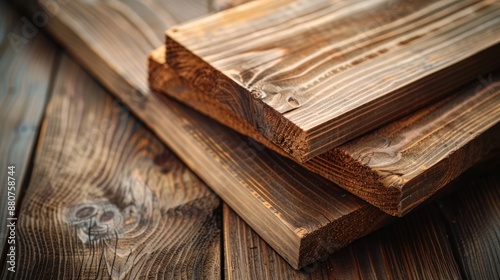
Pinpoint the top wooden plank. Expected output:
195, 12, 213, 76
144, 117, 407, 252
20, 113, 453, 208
166, 0, 500, 161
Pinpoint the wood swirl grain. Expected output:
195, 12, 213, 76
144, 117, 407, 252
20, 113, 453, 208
224, 203, 462, 279
14, 0, 392, 267
4, 55, 221, 279
335, 75, 500, 215
165, 0, 500, 161
150, 50, 500, 216
0, 2, 58, 260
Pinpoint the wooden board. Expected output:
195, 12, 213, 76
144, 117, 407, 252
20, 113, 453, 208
439, 173, 500, 279
2, 54, 221, 279
13, 0, 252, 100
0, 1, 58, 260
224, 171, 500, 279
224, 203, 462, 279
331, 77, 500, 214
150, 48, 500, 216
14, 0, 391, 268
165, 0, 500, 162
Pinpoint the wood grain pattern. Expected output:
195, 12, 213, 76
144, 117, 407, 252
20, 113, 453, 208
2, 55, 221, 279
224, 203, 462, 279
331, 75, 500, 215
439, 173, 500, 279
14, 0, 252, 98
14, 0, 390, 268
0, 1, 58, 259
165, 0, 500, 162
150, 49, 500, 216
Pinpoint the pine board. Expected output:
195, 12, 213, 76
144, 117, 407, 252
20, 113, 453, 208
0, 2, 58, 260
223, 165, 500, 279
2, 54, 221, 279
150, 48, 500, 216
165, 0, 500, 162
224, 203, 462, 279
224, 171, 500, 279
333, 76, 500, 214
14, 0, 391, 268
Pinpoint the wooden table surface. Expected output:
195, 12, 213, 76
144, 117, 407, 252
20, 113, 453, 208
1, 1, 499, 279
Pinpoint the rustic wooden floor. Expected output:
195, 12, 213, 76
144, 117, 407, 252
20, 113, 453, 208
1, 2, 499, 279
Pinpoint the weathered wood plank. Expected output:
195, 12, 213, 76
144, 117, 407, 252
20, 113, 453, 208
165, 0, 500, 162
2, 55, 221, 279
439, 173, 500, 279
0, 1, 58, 261
14, 0, 392, 268
150, 48, 500, 216
224, 202, 462, 279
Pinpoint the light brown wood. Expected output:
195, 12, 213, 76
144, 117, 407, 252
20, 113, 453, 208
224, 202, 462, 279
150, 48, 500, 216
15, 0, 390, 268
224, 169, 500, 279
330, 76, 500, 215
3, 55, 221, 279
165, 0, 500, 162
0, 1, 58, 260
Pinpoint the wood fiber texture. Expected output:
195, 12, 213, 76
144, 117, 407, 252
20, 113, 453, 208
150, 48, 500, 216
2, 55, 221, 279
224, 171, 500, 279
14, 0, 389, 268
439, 174, 500, 279
224, 203, 462, 280
165, 0, 500, 162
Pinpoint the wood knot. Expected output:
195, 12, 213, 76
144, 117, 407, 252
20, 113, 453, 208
358, 149, 402, 168
153, 150, 173, 166
250, 89, 267, 100
64, 202, 141, 243
154, 150, 177, 173
287, 96, 301, 108
74, 205, 97, 220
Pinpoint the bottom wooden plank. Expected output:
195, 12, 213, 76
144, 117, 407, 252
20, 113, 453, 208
224, 170, 500, 279
439, 173, 500, 279
224, 201, 462, 279
2, 55, 220, 279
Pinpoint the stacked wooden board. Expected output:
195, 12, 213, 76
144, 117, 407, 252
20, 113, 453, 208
4, 4, 500, 278
153, 0, 500, 266
156, 0, 500, 215
151, 48, 500, 216
14, 0, 390, 269
15, 0, 500, 270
